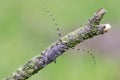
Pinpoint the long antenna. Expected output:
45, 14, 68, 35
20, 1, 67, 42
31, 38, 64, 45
40, 4, 62, 38
40, 4, 96, 64
72, 47, 96, 64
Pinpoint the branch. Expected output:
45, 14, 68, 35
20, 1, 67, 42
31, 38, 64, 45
4, 8, 111, 80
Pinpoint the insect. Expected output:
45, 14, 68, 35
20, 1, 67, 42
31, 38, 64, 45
40, 4, 96, 64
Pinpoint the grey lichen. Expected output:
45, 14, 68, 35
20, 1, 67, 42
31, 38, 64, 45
4, 8, 111, 80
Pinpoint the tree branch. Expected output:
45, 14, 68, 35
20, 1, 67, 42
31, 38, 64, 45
4, 8, 111, 80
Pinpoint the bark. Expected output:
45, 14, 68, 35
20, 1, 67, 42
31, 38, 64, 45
4, 8, 111, 80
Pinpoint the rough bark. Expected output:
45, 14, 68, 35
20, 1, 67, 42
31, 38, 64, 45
4, 8, 111, 80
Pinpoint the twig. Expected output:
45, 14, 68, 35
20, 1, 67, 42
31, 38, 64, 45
4, 8, 111, 80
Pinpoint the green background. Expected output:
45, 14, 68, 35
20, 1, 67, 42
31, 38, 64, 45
0, 0, 120, 80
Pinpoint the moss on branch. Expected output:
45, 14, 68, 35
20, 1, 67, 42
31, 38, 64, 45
4, 8, 111, 80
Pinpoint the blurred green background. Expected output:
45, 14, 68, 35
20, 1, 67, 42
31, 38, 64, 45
0, 0, 120, 80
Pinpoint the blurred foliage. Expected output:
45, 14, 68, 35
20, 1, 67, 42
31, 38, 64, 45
0, 0, 120, 80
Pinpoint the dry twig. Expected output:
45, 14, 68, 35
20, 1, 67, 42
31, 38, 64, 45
4, 8, 111, 80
